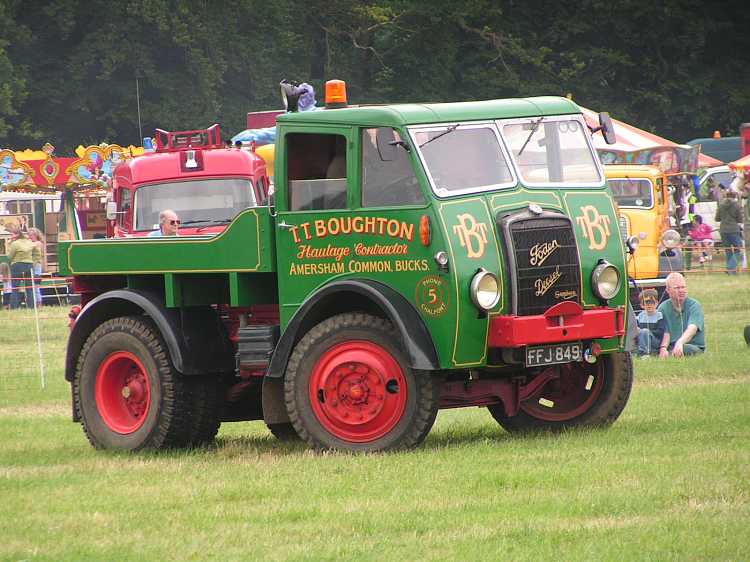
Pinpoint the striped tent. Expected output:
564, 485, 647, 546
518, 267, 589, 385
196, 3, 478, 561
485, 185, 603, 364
580, 107, 723, 169
728, 153, 750, 172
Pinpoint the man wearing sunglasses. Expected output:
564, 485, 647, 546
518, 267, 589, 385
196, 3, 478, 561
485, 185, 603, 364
147, 209, 181, 237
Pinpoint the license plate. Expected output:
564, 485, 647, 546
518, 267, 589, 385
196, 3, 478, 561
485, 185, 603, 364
525, 342, 582, 367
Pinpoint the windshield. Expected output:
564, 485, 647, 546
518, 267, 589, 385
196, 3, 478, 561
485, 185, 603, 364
134, 178, 256, 231
410, 124, 515, 196
501, 117, 602, 185
608, 178, 654, 208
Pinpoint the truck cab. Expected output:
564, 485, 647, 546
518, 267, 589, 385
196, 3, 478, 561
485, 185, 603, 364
606, 165, 683, 290
108, 124, 270, 236
60, 83, 633, 454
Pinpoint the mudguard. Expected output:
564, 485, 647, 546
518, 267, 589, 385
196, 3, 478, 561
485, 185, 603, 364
266, 279, 440, 378
65, 289, 234, 381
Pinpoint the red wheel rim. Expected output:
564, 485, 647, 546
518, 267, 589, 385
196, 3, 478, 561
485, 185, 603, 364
95, 351, 152, 434
309, 340, 408, 443
520, 362, 604, 421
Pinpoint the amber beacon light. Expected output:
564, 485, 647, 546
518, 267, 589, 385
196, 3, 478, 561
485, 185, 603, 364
325, 80, 348, 108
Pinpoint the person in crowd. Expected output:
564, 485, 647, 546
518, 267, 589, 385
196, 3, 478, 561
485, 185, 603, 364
688, 214, 714, 265
715, 190, 743, 274
0, 261, 12, 309
8, 227, 41, 309
147, 210, 181, 237
657, 272, 705, 357
673, 181, 692, 239
740, 175, 749, 269
28, 227, 45, 306
636, 288, 670, 357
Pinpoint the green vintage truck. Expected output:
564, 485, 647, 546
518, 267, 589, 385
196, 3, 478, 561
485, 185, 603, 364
60, 82, 633, 452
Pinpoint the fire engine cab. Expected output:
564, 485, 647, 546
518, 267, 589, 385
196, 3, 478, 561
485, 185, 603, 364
107, 124, 270, 237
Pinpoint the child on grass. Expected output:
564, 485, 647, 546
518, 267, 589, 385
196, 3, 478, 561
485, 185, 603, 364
636, 288, 670, 358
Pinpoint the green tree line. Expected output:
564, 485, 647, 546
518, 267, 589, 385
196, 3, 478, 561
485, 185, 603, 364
1, 0, 748, 153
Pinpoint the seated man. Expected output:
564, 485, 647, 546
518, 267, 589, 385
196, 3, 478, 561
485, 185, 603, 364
148, 210, 181, 237
657, 272, 706, 357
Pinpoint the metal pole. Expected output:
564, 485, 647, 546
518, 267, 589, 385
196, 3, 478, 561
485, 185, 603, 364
136, 76, 143, 142
30, 275, 46, 389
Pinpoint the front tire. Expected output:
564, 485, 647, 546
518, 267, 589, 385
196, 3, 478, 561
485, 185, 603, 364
73, 316, 193, 450
488, 352, 633, 433
284, 313, 440, 452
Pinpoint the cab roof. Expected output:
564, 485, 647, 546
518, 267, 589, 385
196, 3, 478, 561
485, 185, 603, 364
277, 96, 581, 128
116, 148, 265, 185
604, 165, 664, 179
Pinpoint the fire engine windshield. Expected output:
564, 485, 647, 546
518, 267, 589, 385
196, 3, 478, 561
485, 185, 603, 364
501, 116, 602, 186
608, 178, 654, 208
134, 178, 256, 231
410, 124, 516, 196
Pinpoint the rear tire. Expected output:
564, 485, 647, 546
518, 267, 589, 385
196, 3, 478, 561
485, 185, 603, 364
185, 375, 222, 447
266, 422, 300, 441
488, 352, 633, 433
283, 313, 440, 452
73, 316, 193, 450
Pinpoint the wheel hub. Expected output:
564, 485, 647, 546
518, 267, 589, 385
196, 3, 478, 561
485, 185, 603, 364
95, 351, 152, 434
310, 340, 407, 442
520, 362, 603, 421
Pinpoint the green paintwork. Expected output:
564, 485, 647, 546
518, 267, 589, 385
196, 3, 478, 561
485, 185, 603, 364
59, 208, 275, 275
278, 97, 581, 128
60, 95, 628, 372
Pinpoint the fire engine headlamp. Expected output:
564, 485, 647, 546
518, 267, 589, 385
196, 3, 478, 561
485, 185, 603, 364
470, 269, 500, 311
591, 261, 621, 301
661, 229, 681, 249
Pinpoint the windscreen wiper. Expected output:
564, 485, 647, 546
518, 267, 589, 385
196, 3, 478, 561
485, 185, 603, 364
517, 117, 544, 156
419, 124, 459, 148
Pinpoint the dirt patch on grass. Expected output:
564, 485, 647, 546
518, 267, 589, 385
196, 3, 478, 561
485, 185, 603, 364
0, 403, 68, 418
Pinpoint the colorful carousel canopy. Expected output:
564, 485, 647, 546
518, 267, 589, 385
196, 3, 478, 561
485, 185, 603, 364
0, 143, 144, 193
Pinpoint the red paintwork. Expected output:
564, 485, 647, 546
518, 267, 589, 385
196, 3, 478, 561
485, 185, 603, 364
489, 302, 625, 347
110, 127, 269, 237
440, 361, 602, 421
95, 351, 151, 434
309, 341, 408, 443
246, 110, 283, 129
518, 362, 604, 421
67, 305, 82, 329
24, 157, 78, 187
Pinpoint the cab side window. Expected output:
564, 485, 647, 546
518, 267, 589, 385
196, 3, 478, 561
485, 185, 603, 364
287, 133, 347, 211
361, 128, 424, 207
118, 188, 132, 227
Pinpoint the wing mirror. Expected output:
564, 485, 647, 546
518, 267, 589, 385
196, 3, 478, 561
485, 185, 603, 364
588, 112, 617, 145
105, 201, 118, 220
597, 112, 617, 145
375, 127, 410, 162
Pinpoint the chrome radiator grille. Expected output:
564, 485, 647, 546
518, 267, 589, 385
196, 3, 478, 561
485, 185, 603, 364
502, 214, 582, 316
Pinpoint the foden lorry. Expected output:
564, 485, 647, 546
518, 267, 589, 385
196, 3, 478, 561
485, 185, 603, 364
59, 83, 633, 453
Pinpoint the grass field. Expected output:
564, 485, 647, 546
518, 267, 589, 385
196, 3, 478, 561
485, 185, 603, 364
1, 273, 749, 561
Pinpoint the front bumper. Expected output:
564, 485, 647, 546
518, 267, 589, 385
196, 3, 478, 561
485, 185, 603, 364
488, 301, 626, 348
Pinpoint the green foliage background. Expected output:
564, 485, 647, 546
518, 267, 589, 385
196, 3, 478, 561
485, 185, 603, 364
1, 0, 748, 152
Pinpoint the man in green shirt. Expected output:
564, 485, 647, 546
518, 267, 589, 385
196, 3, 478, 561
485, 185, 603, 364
657, 272, 705, 357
